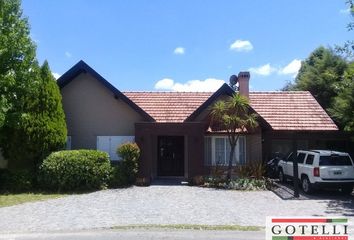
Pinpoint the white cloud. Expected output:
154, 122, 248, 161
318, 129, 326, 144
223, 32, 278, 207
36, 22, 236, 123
65, 51, 72, 58
154, 78, 225, 92
248, 59, 302, 78
230, 40, 253, 52
249, 64, 276, 76
52, 72, 61, 79
173, 47, 185, 55
154, 78, 174, 89
278, 59, 302, 77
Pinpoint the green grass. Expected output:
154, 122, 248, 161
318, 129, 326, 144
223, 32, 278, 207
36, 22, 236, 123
0, 193, 65, 207
111, 224, 262, 231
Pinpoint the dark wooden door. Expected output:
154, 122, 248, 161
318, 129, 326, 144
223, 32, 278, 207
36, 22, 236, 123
158, 136, 184, 176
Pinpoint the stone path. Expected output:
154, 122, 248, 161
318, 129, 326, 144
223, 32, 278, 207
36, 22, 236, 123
0, 185, 353, 233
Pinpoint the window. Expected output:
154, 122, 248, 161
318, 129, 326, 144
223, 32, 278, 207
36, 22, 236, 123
215, 138, 226, 165
204, 136, 246, 166
286, 152, 294, 162
305, 154, 314, 165
97, 136, 135, 161
319, 155, 353, 166
297, 153, 306, 164
66, 136, 72, 150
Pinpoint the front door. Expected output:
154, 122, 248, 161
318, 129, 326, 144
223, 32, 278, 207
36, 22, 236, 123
158, 136, 184, 177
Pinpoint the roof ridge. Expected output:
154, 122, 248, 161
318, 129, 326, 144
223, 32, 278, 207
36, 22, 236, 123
123, 90, 311, 94
123, 91, 215, 93
249, 91, 310, 93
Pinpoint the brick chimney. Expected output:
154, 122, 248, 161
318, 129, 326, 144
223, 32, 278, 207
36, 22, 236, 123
238, 71, 250, 98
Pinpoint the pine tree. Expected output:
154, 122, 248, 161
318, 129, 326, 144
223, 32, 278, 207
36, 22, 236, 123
23, 61, 67, 162
291, 47, 348, 111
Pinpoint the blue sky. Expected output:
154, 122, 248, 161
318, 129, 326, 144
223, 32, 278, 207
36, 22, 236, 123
22, 0, 352, 91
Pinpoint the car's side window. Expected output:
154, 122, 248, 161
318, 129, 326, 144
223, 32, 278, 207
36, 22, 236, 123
305, 154, 314, 165
287, 152, 294, 162
297, 153, 306, 164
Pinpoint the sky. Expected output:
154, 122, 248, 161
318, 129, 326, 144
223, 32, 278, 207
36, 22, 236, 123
22, 0, 352, 92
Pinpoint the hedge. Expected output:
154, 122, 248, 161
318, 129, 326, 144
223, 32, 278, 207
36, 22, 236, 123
38, 150, 112, 191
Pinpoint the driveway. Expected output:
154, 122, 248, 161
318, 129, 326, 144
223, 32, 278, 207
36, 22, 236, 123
0, 229, 265, 240
0, 185, 353, 233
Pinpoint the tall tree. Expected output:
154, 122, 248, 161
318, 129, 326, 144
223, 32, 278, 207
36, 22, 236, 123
329, 62, 354, 133
290, 47, 348, 111
21, 61, 67, 163
210, 94, 258, 182
0, 0, 67, 169
335, 0, 354, 59
0, 0, 37, 127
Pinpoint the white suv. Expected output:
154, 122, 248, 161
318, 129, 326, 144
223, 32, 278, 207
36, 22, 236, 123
278, 150, 354, 194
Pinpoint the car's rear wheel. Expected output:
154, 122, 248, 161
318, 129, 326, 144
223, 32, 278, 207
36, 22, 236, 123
301, 176, 313, 194
279, 169, 286, 183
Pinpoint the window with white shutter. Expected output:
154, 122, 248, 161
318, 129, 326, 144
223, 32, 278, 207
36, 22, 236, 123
97, 136, 134, 161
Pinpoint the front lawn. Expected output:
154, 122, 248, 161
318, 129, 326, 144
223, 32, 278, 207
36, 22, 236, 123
0, 193, 65, 207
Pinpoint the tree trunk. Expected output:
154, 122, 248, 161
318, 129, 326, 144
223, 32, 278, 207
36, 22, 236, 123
226, 144, 236, 182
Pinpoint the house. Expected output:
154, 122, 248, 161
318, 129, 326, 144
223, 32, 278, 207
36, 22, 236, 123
57, 60, 347, 183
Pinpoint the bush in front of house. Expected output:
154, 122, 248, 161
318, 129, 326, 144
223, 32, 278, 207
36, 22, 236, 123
109, 164, 129, 187
0, 169, 34, 192
110, 142, 140, 187
202, 176, 273, 190
38, 150, 113, 192
235, 161, 265, 179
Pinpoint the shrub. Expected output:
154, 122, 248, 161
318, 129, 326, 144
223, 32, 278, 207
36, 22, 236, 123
203, 176, 274, 190
117, 142, 140, 184
38, 150, 113, 192
0, 169, 34, 192
109, 164, 128, 187
236, 161, 265, 179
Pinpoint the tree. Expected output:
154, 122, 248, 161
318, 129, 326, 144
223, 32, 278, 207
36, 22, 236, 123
0, 0, 37, 127
290, 47, 348, 111
1, 61, 67, 168
0, 0, 67, 169
329, 62, 354, 133
335, 0, 354, 59
210, 94, 258, 182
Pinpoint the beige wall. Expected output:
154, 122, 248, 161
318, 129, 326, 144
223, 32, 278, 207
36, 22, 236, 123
61, 72, 144, 149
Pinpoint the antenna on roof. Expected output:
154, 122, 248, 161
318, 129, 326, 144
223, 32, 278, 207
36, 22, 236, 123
229, 75, 238, 91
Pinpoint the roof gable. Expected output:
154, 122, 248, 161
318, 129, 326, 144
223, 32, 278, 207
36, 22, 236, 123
57, 60, 154, 122
185, 83, 234, 122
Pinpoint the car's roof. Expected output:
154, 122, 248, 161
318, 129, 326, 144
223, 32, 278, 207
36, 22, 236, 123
301, 150, 349, 155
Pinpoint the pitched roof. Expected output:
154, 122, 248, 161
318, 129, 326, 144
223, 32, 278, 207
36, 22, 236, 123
58, 61, 338, 131
124, 90, 338, 131
57, 60, 154, 122
123, 91, 213, 123
249, 91, 338, 131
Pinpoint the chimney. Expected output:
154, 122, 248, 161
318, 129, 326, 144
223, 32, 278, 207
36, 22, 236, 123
238, 71, 250, 98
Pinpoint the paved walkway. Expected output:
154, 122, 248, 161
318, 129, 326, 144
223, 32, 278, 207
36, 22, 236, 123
0, 185, 353, 233
0, 229, 265, 240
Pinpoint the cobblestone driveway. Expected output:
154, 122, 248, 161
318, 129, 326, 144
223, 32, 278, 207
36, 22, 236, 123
0, 185, 353, 233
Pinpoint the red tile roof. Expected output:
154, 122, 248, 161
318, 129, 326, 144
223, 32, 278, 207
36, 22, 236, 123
123, 91, 338, 131
249, 91, 338, 131
123, 92, 213, 123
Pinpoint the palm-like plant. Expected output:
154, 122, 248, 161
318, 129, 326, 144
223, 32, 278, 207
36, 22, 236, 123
210, 93, 258, 182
